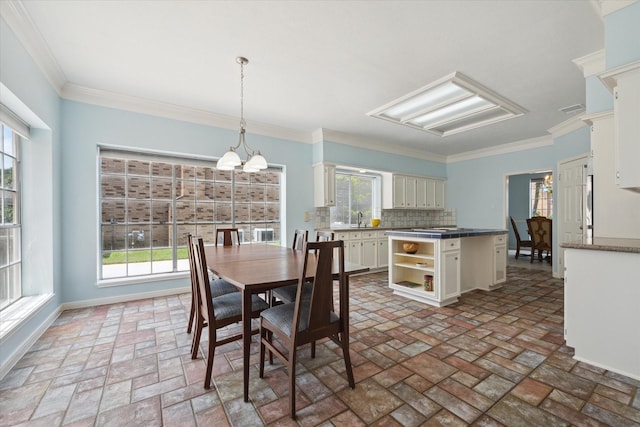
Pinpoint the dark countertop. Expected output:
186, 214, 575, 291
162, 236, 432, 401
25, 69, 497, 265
561, 237, 640, 254
318, 225, 457, 232
385, 228, 508, 239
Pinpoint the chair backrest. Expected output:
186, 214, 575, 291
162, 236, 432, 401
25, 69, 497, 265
292, 229, 308, 250
216, 228, 241, 246
293, 240, 345, 334
510, 216, 528, 243
191, 236, 215, 325
187, 233, 199, 306
527, 216, 552, 250
315, 230, 335, 242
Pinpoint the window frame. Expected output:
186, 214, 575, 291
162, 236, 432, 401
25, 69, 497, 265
530, 176, 553, 218
330, 169, 381, 228
1, 124, 22, 311
98, 147, 283, 283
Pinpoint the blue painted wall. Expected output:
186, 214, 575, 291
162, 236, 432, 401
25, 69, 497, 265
605, 1, 640, 68
60, 100, 314, 303
0, 16, 62, 370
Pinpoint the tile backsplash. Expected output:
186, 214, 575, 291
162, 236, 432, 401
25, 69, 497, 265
314, 207, 456, 229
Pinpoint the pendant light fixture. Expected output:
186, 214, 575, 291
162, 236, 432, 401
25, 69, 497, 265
216, 56, 268, 172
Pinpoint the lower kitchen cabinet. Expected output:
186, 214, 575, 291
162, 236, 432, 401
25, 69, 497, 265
327, 229, 387, 270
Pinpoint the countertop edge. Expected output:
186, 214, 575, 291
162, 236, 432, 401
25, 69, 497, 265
385, 229, 508, 239
561, 241, 640, 254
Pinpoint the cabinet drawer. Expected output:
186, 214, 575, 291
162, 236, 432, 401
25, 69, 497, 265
361, 230, 377, 239
376, 230, 388, 238
442, 239, 460, 251
350, 231, 361, 240
335, 231, 351, 241
494, 235, 506, 245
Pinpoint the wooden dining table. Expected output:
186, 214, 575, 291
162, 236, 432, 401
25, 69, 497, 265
204, 243, 369, 402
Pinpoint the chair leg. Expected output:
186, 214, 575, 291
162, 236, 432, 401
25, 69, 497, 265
515, 243, 520, 260
259, 324, 266, 378
311, 341, 316, 358
340, 332, 355, 389
191, 318, 202, 359
186, 293, 195, 334
204, 327, 215, 389
289, 349, 297, 419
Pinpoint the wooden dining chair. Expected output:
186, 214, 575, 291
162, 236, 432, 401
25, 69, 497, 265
272, 229, 311, 304
186, 234, 238, 334
510, 216, 532, 260
190, 236, 269, 389
315, 230, 335, 242
291, 229, 308, 251
215, 228, 241, 246
527, 216, 552, 263
258, 240, 355, 419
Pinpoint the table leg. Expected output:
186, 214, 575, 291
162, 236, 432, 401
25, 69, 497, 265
242, 288, 251, 402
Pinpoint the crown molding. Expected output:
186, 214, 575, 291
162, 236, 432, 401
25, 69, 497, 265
548, 115, 588, 138
317, 128, 447, 163
598, 59, 640, 92
599, 0, 638, 16
62, 83, 312, 144
581, 110, 614, 126
447, 135, 553, 163
0, 0, 66, 95
573, 50, 606, 78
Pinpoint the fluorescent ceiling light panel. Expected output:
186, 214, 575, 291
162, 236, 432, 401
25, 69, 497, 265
368, 72, 527, 137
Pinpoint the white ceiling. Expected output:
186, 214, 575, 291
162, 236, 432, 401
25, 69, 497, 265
6, 1, 604, 157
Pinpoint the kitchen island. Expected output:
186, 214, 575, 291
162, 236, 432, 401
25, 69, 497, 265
562, 238, 640, 380
386, 228, 508, 307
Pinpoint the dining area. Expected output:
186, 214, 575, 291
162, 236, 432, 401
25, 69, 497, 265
510, 215, 552, 264
185, 228, 369, 419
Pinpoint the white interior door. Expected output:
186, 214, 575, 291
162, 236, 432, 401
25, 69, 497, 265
557, 155, 588, 277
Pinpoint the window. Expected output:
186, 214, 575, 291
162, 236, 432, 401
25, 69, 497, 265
330, 170, 381, 227
1, 124, 21, 310
530, 174, 553, 218
99, 149, 282, 280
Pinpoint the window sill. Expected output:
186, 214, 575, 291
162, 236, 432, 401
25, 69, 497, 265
97, 271, 189, 288
0, 294, 55, 343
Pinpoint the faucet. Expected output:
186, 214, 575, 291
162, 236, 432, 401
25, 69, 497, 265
357, 211, 363, 228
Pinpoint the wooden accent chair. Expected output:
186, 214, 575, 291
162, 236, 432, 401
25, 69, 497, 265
510, 216, 532, 260
186, 234, 237, 334
258, 240, 355, 418
215, 228, 241, 246
189, 236, 269, 389
527, 216, 552, 264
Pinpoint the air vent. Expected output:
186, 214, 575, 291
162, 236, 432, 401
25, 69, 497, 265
559, 104, 585, 115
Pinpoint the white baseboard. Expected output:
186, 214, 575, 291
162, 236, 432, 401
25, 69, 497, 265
60, 286, 191, 311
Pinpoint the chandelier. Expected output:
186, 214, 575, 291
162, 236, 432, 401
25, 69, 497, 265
216, 57, 267, 172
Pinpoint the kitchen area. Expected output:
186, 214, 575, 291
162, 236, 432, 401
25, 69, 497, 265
313, 165, 508, 308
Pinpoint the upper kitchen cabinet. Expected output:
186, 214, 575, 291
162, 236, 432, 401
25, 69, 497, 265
313, 163, 336, 207
383, 173, 445, 210
600, 60, 640, 193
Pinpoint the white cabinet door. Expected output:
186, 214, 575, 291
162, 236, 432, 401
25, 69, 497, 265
405, 176, 417, 208
493, 244, 507, 284
440, 250, 460, 302
362, 240, 378, 269
435, 179, 445, 209
393, 175, 406, 208
313, 164, 336, 207
614, 69, 640, 190
377, 238, 388, 268
416, 177, 427, 209
348, 241, 361, 265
